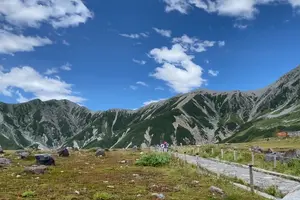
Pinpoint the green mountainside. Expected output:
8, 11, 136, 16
1, 65, 300, 149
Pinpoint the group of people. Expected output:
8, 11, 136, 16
156, 141, 169, 152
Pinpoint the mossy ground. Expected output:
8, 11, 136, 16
0, 150, 265, 200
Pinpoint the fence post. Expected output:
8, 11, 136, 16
211, 148, 214, 155
249, 164, 254, 193
273, 154, 277, 168
184, 152, 187, 165
221, 149, 224, 159
234, 150, 237, 161
251, 151, 255, 165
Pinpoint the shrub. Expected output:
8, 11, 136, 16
135, 153, 171, 167
264, 185, 283, 198
22, 191, 35, 198
93, 192, 114, 200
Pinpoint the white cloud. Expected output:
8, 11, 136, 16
0, 66, 85, 103
120, 33, 149, 39
172, 35, 216, 52
289, 0, 300, 7
150, 43, 206, 93
15, 90, 29, 103
153, 27, 172, 37
133, 59, 146, 65
162, 0, 299, 19
218, 41, 225, 47
155, 86, 165, 91
136, 81, 148, 87
143, 98, 167, 106
208, 69, 219, 77
0, 29, 52, 54
204, 59, 210, 64
61, 63, 72, 71
150, 43, 193, 64
62, 40, 70, 46
0, 0, 93, 28
130, 85, 138, 90
233, 23, 248, 29
44, 68, 58, 75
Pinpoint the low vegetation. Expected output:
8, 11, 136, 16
178, 137, 300, 176
0, 150, 265, 199
135, 153, 171, 167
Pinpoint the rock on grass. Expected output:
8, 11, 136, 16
24, 165, 48, 174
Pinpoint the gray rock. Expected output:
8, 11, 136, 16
95, 148, 105, 157
57, 147, 69, 157
35, 154, 55, 166
282, 185, 300, 200
15, 150, 30, 159
209, 186, 225, 196
0, 158, 11, 167
151, 193, 165, 199
24, 165, 48, 174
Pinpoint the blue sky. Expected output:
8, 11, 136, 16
0, 0, 300, 110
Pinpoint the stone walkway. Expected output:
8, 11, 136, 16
176, 153, 300, 195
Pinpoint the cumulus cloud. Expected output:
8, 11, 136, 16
0, 66, 85, 103
136, 81, 148, 87
149, 41, 206, 93
0, 29, 52, 54
172, 35, 216, 52
208, 69, 219, 76
120, 32, 149, 39
61, 63, 72, 71
143, 98, 167, 106
0, 0, 93, 28
162, 0, 299, 19
133, 59, 146, 65
153, 27, 172, 37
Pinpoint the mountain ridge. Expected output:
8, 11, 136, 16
1, 65, 300, 149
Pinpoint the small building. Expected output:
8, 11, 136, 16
277, 131, 288, 138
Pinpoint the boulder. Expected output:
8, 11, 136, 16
57, 147, 69, 157
282, 185, 300, 200
35, 154, 55, 166
250, 146, 264, 153
132, 145, 138, 151
0, 158, 11, 167
209, 186, 225, 197
95, 148, 105, 157
284, 149, 300, 159
15, 150, 30, 159
24, 165, 48, 174
264, 152, 285, 162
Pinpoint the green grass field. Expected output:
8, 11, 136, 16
0, 150, 265, 200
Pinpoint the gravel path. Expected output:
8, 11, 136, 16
176, 153, 300, 195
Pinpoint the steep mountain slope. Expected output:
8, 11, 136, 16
1, 65, 300, 149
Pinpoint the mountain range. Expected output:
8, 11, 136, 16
1, 65, 300, 149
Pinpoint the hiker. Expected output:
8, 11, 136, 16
160, 143, 164, 152
163, 141, 169, 152
57, 147, 69, 157
35, 154, 55, 166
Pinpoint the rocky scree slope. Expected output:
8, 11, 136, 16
1, 65, 300, 149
